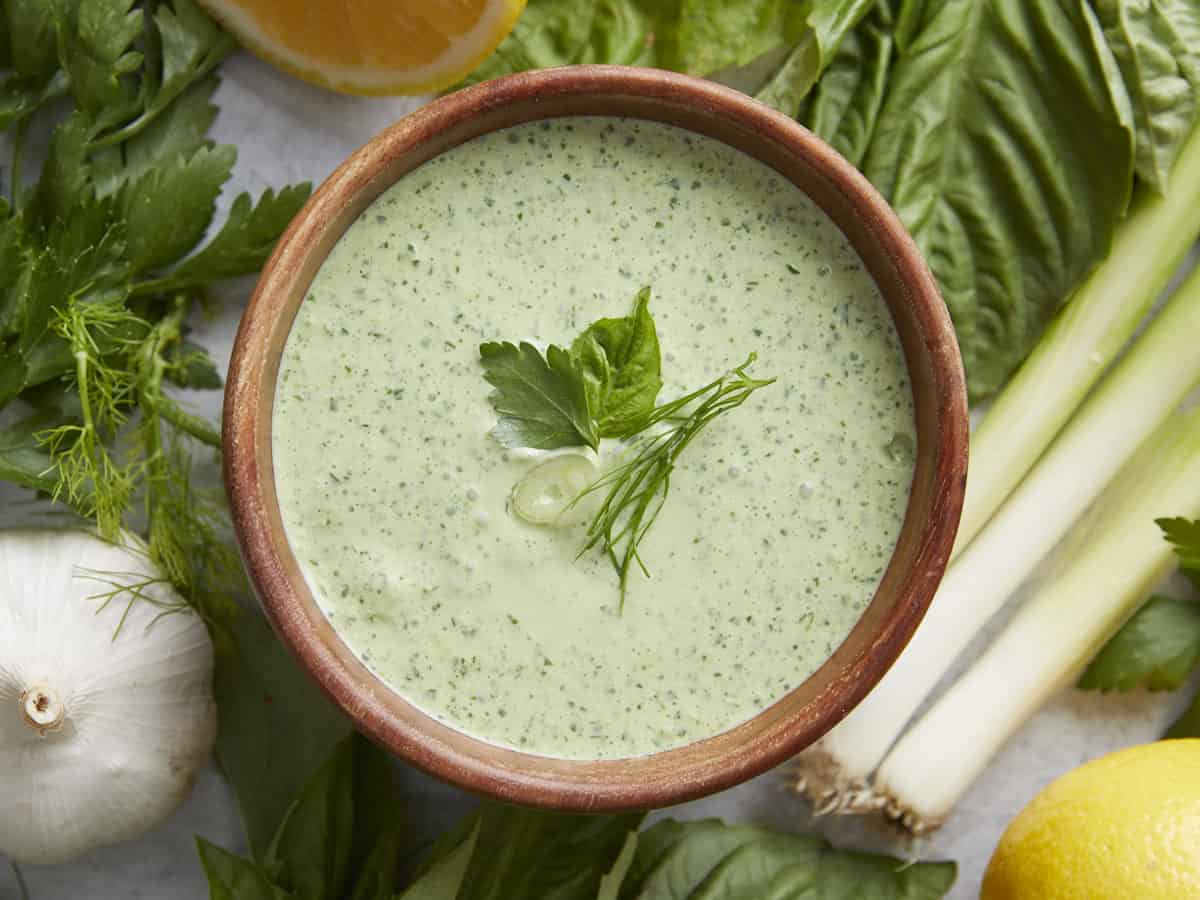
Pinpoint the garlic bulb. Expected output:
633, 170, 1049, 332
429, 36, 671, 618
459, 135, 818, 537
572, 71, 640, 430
0, 530, 217, 865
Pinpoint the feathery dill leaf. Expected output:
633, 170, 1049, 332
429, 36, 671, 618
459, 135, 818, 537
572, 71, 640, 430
0, 0, 309, 633
572, 354, 775, 608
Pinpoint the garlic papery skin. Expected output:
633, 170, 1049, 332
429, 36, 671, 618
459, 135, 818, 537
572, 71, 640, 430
0, 530, 217, 865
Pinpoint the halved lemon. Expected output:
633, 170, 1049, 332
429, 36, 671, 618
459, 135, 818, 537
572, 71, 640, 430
197, 0, 527, 95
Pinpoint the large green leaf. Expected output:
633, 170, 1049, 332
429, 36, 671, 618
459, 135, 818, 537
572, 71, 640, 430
861, 0, 1135, 399
456, 804, 642, 900
213, 606, 353, 860
1091, 0, 1200, 191
802, 7, 895, 165
619, 819, 955, 899
265, 737, 356, 900
459, 0, 804, 86
755, 0, 877, 118
196, 839, 295, 900
395, 820, 481, 900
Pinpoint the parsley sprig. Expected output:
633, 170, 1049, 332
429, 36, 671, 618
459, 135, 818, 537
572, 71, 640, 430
479, 288, 774, 605
0, 0, 309, 629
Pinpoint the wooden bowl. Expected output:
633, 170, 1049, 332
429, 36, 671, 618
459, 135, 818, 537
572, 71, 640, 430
224, 65, 968, 811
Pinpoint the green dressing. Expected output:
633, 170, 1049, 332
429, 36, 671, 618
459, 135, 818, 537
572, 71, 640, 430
273, 117, 915, 759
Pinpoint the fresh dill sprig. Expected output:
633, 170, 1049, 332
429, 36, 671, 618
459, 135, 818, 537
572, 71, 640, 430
76, 566, 188, 639
0, 1, 308, 636
572, 353, 775, 608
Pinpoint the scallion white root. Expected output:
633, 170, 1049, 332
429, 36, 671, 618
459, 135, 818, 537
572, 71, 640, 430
792, 259, 1200, 809
874, 405, 1200, 832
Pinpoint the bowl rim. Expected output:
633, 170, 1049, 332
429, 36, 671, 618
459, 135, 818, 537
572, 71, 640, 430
224, 64, 968, 812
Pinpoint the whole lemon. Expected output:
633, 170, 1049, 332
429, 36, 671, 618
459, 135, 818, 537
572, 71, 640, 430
981, 739, 1200, 899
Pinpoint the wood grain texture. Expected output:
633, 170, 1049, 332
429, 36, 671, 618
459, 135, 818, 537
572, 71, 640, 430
223, 65, 968, 811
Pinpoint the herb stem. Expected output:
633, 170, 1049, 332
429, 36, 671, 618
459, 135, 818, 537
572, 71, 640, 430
573, 353, 775, 608
10, 116, 28, 208
128, 275, 182, 298
159, 398, 221, 447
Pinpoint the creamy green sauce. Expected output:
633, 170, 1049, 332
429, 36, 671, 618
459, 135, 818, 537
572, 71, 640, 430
273, 117, 915, 759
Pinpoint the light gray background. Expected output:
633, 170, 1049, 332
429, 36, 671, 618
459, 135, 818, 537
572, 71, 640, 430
2, 51, 1194, 900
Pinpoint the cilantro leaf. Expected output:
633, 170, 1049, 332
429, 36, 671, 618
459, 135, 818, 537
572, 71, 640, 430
571, 286, 663, 438
55, 0, 145, 127
150, 185, 311, 289
93, 75, 220, 196
93, 0, 235, 150
30, 110, 96, 229
0, 0, 304, 652
1078, 596, 1200, 692
5, 0, 60, 82
1158, 516, 1200, 589
120, 142, 235, 272
479, 340, 598, 451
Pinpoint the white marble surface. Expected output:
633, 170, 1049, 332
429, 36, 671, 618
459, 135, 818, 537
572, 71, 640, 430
2, 51, 1194, 900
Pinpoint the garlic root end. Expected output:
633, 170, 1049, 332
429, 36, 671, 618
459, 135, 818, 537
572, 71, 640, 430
21, 683, 66, 736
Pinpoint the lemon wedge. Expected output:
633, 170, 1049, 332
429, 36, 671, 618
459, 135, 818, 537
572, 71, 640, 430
197, 0, 526, 95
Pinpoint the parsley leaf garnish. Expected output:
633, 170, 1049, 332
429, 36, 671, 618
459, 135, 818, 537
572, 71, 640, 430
1158, 516, 1200, 590
479, 287, 665, 451
1081, 518, 1200, 694
1078, 596, 1200, 692
479, 341, 599, 451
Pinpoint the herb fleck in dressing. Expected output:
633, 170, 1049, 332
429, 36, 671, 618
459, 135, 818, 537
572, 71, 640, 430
273, 118, 916, 759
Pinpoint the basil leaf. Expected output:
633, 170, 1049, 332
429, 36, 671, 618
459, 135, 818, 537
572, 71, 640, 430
666, 0, 801, 76
458, 0, 805, 87
619, 819, 955, 899
1091, 0, 1200, 192
618, 821, 798, 897
1079, 595, 1200, 692
803, 9, 895, 166
597, 833, 638, 900
571, 286, 663, 438
347, 827, 404, 900
479, 340, 599, 450
197, 838, 295, 900
755, 0, 877, 118
457, 0, 663, 86
455, 803, 642, 900
214, 607, 352, 860
346, 734, 405, 882
396, 819, 481, 900
265, 736, 356, 900
860, 0, 1135, 400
